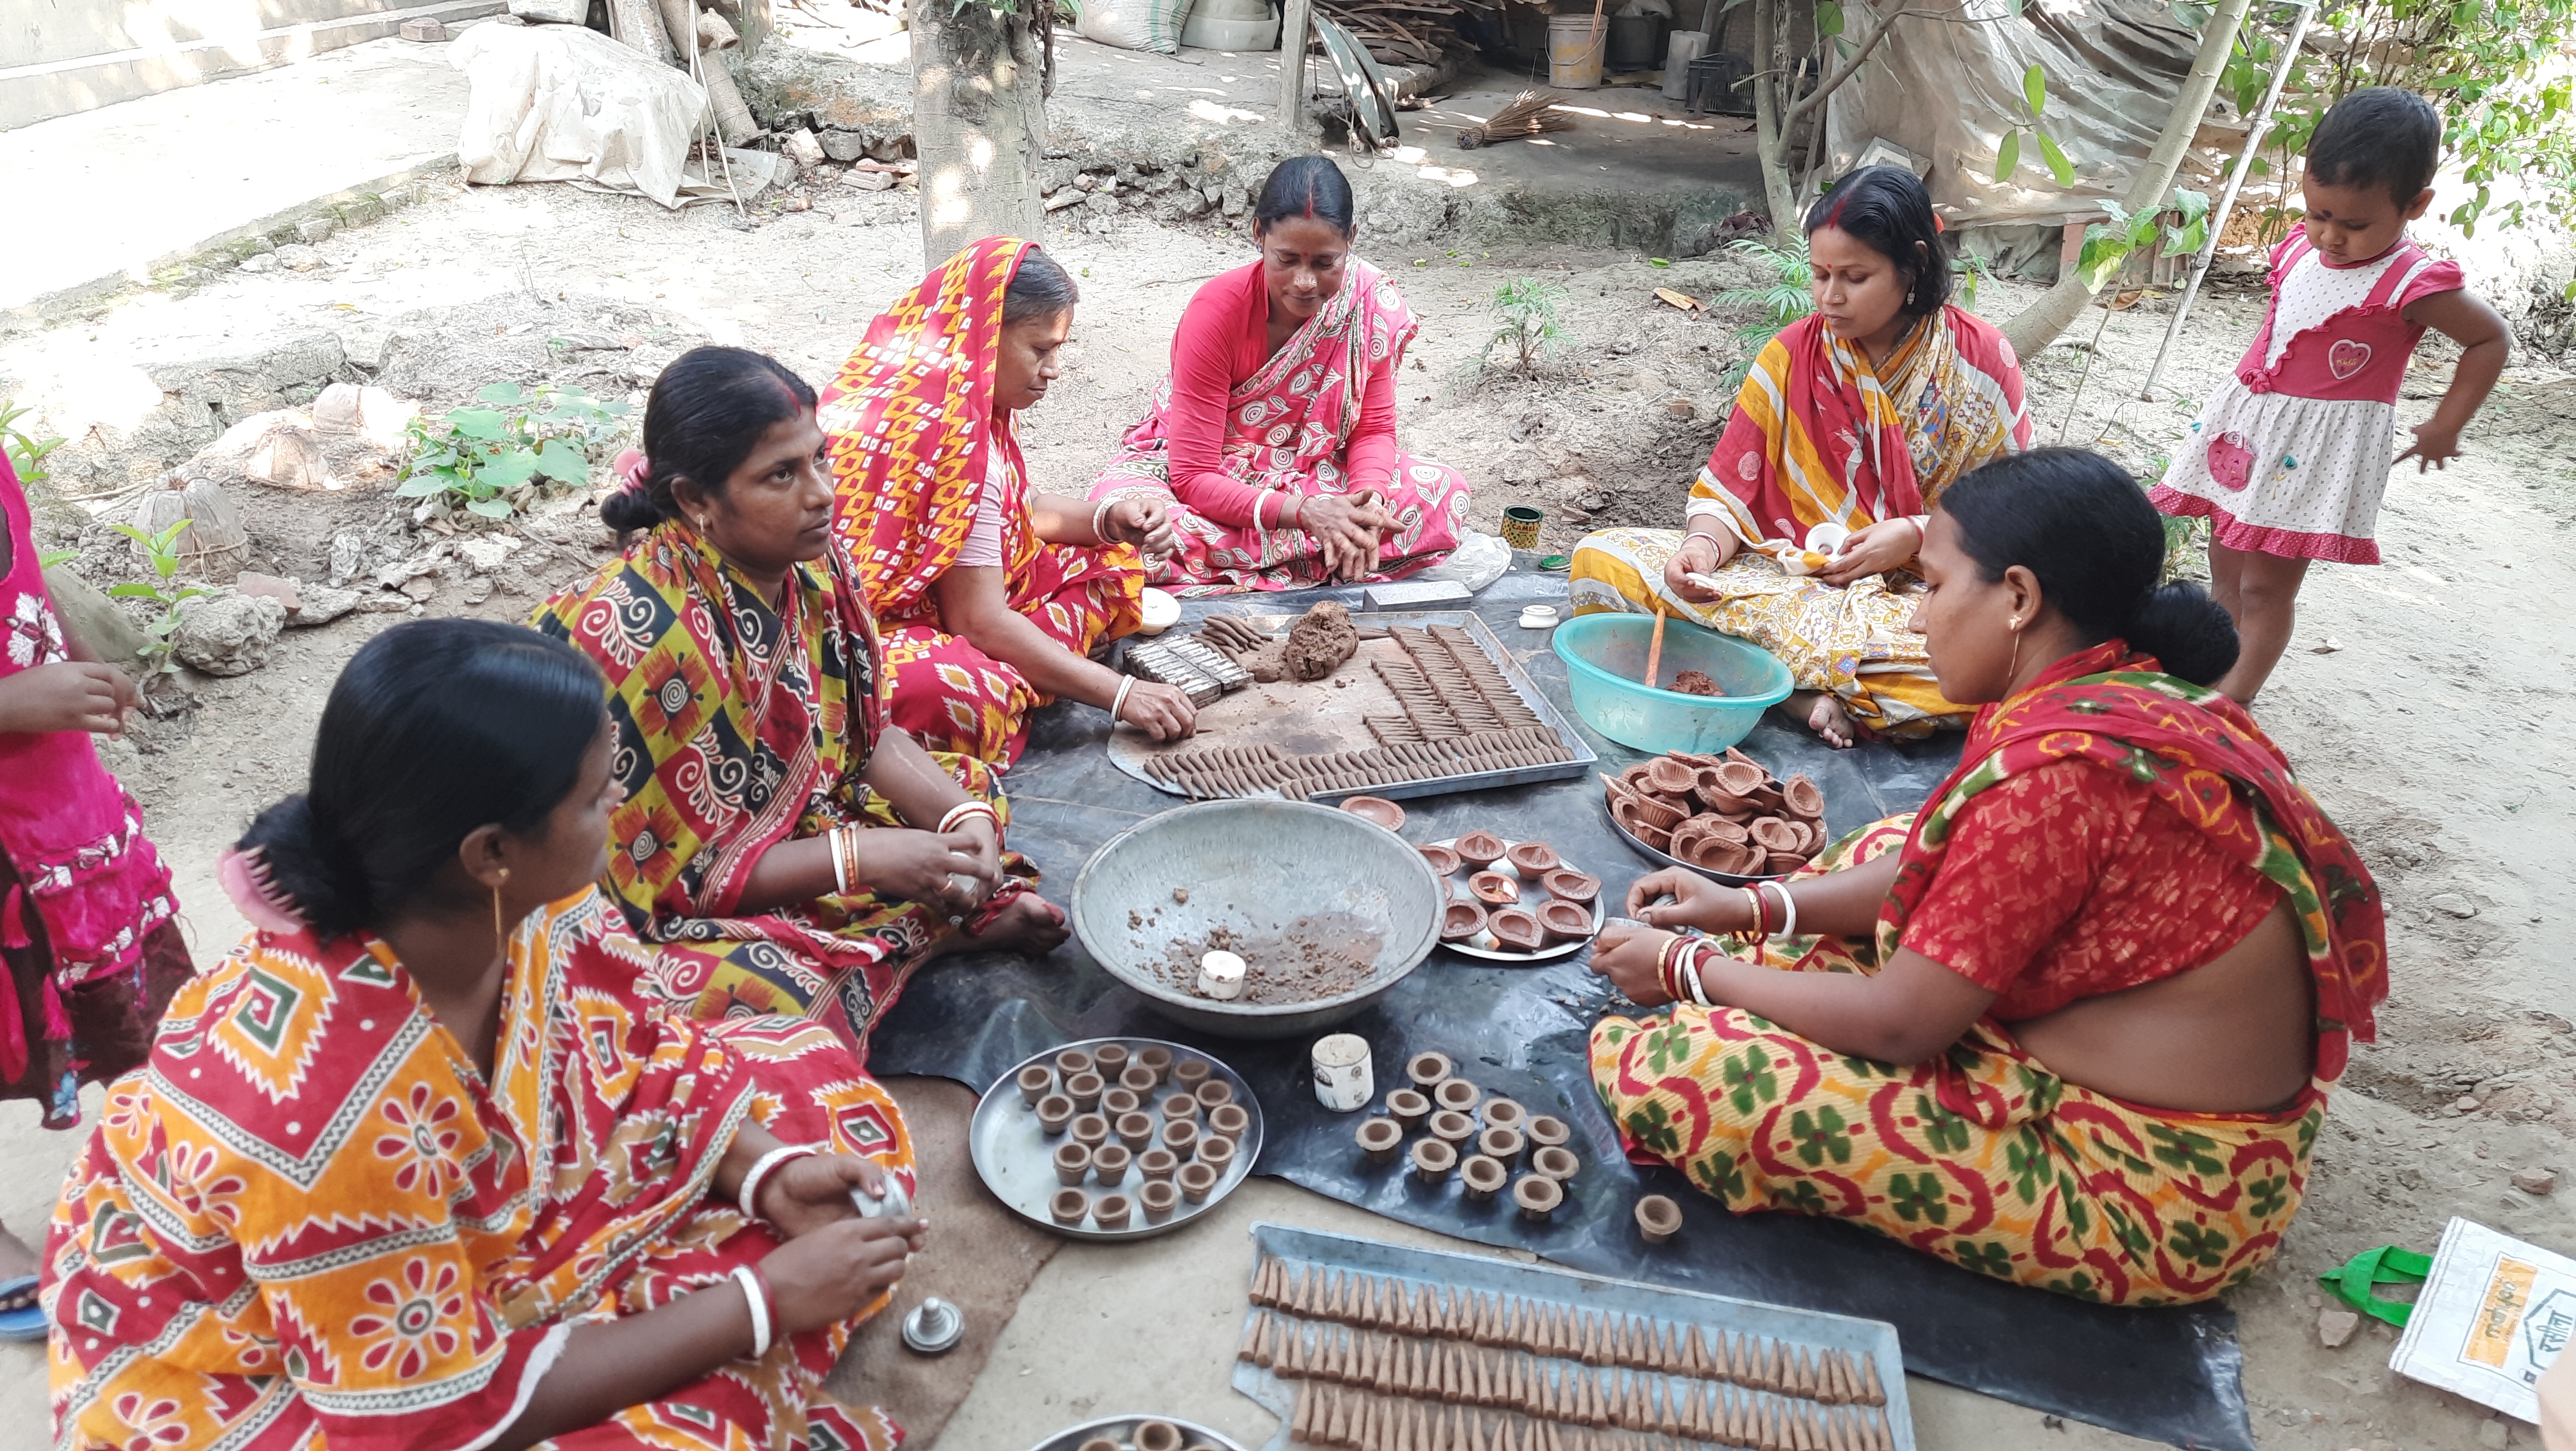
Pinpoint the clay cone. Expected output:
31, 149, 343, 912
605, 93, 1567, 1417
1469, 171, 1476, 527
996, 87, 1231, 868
1657, 1379, 1680, 1435
1862, 1355, 1885, 1407
1292, 1382, 1316, 1442
1241, 1309, 1266, 1363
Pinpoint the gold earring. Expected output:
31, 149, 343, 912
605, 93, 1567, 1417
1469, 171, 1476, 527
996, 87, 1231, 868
492, 867, 510, 955
2007, 620, 2023, 684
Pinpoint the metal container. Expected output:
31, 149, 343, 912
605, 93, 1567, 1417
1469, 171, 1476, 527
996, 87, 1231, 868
1071, 800, 1445, 1040
1022, 1414, 1250, 1451
972, 1037, 1264, 1243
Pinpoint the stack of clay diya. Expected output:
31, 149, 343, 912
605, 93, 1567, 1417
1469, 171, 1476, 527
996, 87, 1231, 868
1018, 1044, 1250, 1231
1236, 1254, 1899, 1451
1421, 835, 1601, 955
1352, 1052, 1580, 1223
1601, 748, 1827, 879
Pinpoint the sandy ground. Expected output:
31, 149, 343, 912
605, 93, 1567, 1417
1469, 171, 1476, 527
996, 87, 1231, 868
2, 172, 2571, 1449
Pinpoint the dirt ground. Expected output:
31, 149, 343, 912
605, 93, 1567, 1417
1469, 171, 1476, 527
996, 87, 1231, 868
3, 168, 2572, 1449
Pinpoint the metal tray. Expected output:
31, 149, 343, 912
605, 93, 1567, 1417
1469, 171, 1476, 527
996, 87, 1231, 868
971, 1036, 1265, 1243
1604, 799, 1790, 886
1024, 1414, 1251, 1451
1233, 1222, 1915, 1451
1426, 836, 1602, 965
1108, 610, 1597, 804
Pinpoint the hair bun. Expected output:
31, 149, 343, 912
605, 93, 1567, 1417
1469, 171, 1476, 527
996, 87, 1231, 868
236, 795, 373, 941
2126, 581, 2240, 688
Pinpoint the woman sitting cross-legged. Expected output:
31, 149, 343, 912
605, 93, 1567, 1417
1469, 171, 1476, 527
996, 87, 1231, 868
1587, 449, 2388, 1306
539, 346, 1065, 1063
1088, 155, 1472, 595
47, 619, 927, 1451
819, 238, 1195, 766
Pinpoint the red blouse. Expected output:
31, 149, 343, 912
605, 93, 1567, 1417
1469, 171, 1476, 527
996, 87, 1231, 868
1899, 756, 2284, 1021
1162, 261, 1401, 527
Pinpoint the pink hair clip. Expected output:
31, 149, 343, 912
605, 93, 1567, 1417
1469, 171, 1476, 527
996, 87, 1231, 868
217, 847, 306, 936
611, 448, 650, 494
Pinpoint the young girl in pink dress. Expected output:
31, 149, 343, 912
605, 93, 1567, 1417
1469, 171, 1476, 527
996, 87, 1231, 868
2151, 86, 2509, 705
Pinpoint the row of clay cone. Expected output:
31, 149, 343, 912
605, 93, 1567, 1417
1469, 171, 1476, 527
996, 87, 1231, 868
1243, 1311, 1884, 1440
1286, 1381, 1896, 1451
1249, 1259, 1884, 1405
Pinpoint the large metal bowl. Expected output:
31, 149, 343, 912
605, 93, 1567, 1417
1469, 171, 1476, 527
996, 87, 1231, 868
1070, 800, 1445, 1039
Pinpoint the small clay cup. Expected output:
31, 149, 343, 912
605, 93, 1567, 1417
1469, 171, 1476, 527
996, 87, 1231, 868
1076, 1439, 1118, 1451
1016, 1064, 1055, 1106
1065, 1071, 1105, 1113
1541, 868, 1601, 905
1197, 1133, 1237, 1171
1173, 1058, 1212, 1092
1643, 756, 1697, 796
1160, 1091, 1201, 1123
1053, 1048, 1095, 1079
1102, 1087, 1141, 1118
1434, 1077, 1482, 1114
1461, 1153, 1509, 1201
1427, 1109, 1476, 1146
1440, 899, 1489, 943
1636, 1193, 1683, 1245
1411, 1136, 1458, 1182
1487, 908, 1545, 952
1207, 1102, 1250, 1143
1178, 1161, 1219, 1202
1136, 1044, 1174, 1084
1053, 1142, 1093, 1186
1094, 1193, 1133, 1230
1418, 843, 1462, 877
1134, 1420, 1185, 1451
1193, 1079, 1236, 1109
1526, 1114, 1571, 1152
1035, 1094, 1076, 1136
1385, 1087, 1432, 1128
1405, 1051, 1453, 1089
1140, 1179, 1180, 1221
1455, 830, 1507, 867
1339, 795, 1405, 831
1049, 1188, 1090, 1226
1469, 870, 1521, 907
1114, 1112, 1155, 1152
1357, 1117, 1404, 1164
1161, 1119, 1201, 1157
1092, 1043, 1130, 1077
1537, 900, 1594, 943
1138, 1147, 1179, 1183
1119, 1064, 1159, 1097
1782, 772, 1826, 820
1070, 1113, 1110, 1150
1505, 840, 1559, 876
1093, 1143, 1133, 1185
1481, 1097, 1526, 1132
1513, 1173, 1564, 1221
1477, 1125, 1525, 1165
1533, 1145, 1580, 1182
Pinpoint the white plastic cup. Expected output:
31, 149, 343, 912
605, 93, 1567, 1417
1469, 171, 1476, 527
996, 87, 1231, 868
1198, 950, 1247, 1001
1311, 1033, 1373, 1112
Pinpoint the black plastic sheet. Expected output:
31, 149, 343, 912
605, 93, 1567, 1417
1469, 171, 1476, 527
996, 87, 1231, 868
871, 576, 2254, 1451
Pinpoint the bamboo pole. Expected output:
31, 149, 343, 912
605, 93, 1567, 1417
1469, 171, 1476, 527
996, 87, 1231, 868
1278, 0, 1314, 133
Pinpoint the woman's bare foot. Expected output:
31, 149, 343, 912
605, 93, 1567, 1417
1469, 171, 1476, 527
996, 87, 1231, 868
935, 893, 1070, 958
0, 1224, 37, 1304
1787, 690, 1858, 749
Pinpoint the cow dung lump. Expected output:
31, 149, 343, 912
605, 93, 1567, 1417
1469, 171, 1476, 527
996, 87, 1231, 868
1283, 601, 1360, 682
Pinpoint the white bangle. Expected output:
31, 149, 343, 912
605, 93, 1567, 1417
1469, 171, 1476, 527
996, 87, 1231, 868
937, 800, 998, 835
735, 1143, 815, 1225
1255, 491, 1275, 532
1684, 939, 1713, 1007
827, 825, 851, 897
730, 1265, 773, 1358
1762, 880, 1798, 939
1091, 497, 1119, 542
1110, 675, 1136, 724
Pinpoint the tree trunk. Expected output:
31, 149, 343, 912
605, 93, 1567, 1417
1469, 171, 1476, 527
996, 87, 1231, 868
1997, 0, 2253, 359
1278, 0, 1314, 132
909, 0, 1048, 267
1752, 0, 1801, 239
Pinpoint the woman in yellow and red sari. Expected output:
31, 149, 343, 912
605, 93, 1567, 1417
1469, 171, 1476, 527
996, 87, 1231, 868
819, 238, 1197, 766
1588, 450, 2387, 1307
539, 347, 1065, 1064
48, 620, 925, 1451
1570, 166, 2031, 747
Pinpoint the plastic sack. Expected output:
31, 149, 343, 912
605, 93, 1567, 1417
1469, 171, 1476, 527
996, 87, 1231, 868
1077, 0, 1201, 54
1414, 528, 1512, 593
448, 22, 708, 208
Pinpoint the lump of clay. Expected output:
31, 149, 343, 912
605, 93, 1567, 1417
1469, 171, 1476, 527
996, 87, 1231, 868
1284, 600, 1360, 681
1670, 669, 1721, 696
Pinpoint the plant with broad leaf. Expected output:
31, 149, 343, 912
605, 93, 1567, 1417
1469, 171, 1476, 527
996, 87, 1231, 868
105, 520, 212, 675
2071, 188, 2212, 294
1711, 233, 1816, 388
1994, 62, 2077, 187
1484, 278, 1567, 372
396, 382, 631, 523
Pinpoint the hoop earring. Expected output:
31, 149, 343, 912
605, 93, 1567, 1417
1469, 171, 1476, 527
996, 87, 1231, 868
492, 867, 510, 957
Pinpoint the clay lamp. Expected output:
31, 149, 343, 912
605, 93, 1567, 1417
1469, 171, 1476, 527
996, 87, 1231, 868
1385, 1088, 1432, 1129
1078, 1438, 1119, 1451
1160, 1119, 1201, 1158
1093, 1194, 1134, 1230
1173, 1058, 1211, 1092
1119, 1065, 1159, 1097
1114, 1112, 1155, 1152
1418, 843, 1462, 877
1747, 781, 1787, 815
1135, 1421, 1185, 1451
1513, 1174, 1563, 1222
1749, 817, 1802, 853
1477, 1126, 1525, 1165
1193, 1078, 1236, 1110
1481, 1097, 1526, 1132
1411, 1137, 1458, 1184
1617, 805, 1675, 853
1197, 1133, 1238, 1172
1460, 1154, 1509, 1202
1207, 1103, 1251, 1143
1178, 1161, 1220, 1203
1138, 1147, 1179, 1184
1470, 871, 1521, 907
1064, 1071, 1106, 1113
1139, 1179, 1180, 1223
1541, 869, 1601, 905
1102, 1087, 1141, 1119
1643, 757, 1697, 796
1432, 1077, 1481, 1114
1357, 1117, 1406, 1165
1618, 761, 1659, 792
1440, 900, 1490, 943
1537, 900, 1594, 943
1014, 1064, 1055, 1106
1635, 1194, 1683, 1245
1053, 1048, 1095, 1079
1623, 790, 1689, 834
1455, 830, 1508, 868
1706, 839, 1765, 877
1488, 908, 1546, 952
1506, 840, 1560, 876
1160, 1091, 1200, 1123
1782, 772, 1826, 821
1049, 1188, 1091, 1227
1764, 851, 1809, 877
1526, 1115, 1571, 1152
1533, 1145, 1580, 1182
1427, 1109, 1476, 1146
1093, 1143, 1133, 1185
1339, 795, 1406, 831
1034, 1094, 1076, 1136
1053, 1142, 1094, 1186
1136, 1045, 1174, 1084
1668, 818, 1719, 859
1070, 1113, 1110, 1150
1094, 1043, 1131, 1077
1405, 1051, 1453, 1089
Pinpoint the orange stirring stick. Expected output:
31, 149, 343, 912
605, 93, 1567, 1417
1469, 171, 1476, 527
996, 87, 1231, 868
1643, 604, 1667, 690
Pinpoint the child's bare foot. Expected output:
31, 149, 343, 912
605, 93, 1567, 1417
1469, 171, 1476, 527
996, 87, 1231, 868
939, 893, 1069, 958
1788, 691, 1858, 749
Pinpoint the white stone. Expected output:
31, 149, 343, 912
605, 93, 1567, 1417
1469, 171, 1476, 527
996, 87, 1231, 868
238, 254, 279, 274
2476, 1418, 2509, 1450
456, 535, 523, 574
2429, 893, 2478, 918
287, 583, 363, 627
172, 591, 287, 676
2317, 1307, 2360, 1348
2512, 1167, 2558, 1196
274, 244, 325, 272
782, 129, 827, 168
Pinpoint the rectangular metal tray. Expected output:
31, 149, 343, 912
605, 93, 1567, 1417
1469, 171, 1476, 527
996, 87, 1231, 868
1231, 1222, 1913, 1451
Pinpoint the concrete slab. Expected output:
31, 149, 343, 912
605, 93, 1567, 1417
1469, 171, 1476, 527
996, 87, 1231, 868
0, 36, 471, 320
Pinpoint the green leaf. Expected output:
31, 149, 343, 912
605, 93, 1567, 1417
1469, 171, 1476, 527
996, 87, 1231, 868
2023, 63, 2047, 117
476, 382, 526, 405
1816, 0, 1843, 33
466, 498, 518, 520
38, 547, 75, 568
479, 449, 541, 491
394, 475, 449, 498
2075, 232, 2131, 293
2037, 130, 2075, 187
447, 407, 509, 441
1993, 129, 2021, 182
2169, 187, 2211, 225
534, 439, 591, 484
107, 582, 163, 599
1648, 257, 1672, 267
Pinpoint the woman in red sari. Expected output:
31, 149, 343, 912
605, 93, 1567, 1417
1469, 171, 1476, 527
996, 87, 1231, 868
820, 238, 1196, 766
1088, 155, 1472, 595
1588, 449, 2387, 1306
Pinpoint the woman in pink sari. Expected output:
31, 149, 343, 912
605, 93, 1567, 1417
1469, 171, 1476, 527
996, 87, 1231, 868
1089, 156, 1471, 595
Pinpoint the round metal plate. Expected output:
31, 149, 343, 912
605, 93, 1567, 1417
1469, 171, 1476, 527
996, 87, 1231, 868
1603, 798, 1790, 887
1427, 837, 1603, 964
1022, 1413, 1251, 1451
970, 1036, 1265, 1244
